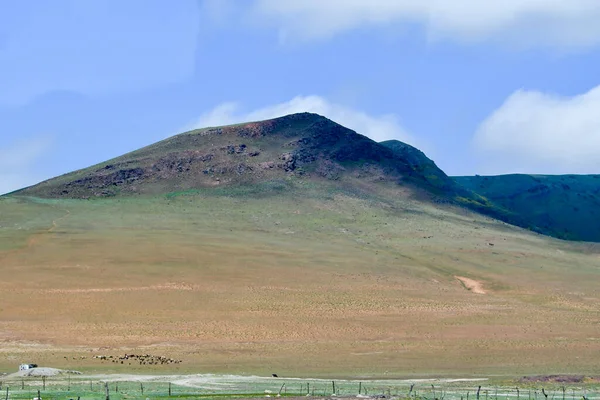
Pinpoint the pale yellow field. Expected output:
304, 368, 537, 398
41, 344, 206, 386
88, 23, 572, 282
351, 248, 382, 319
1, 189, 599, 377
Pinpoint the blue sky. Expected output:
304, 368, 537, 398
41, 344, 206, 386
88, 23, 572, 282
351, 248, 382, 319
1, 0, 600, 194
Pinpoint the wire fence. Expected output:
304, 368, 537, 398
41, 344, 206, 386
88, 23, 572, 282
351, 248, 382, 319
0, 376, 598, 400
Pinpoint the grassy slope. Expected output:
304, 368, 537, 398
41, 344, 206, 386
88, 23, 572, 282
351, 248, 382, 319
455, 174, 600, 242
1, 180, 600, 377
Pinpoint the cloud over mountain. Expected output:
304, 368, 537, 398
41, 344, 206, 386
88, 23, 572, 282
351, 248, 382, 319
473, 84, 600, 174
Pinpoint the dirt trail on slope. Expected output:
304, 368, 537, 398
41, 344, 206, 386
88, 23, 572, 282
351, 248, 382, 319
455, 276, 486, 294
26, 209, 71, 248
0, 209, 72, 262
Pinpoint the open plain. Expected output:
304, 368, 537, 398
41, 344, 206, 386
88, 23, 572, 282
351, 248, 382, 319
1, 180, 600, 378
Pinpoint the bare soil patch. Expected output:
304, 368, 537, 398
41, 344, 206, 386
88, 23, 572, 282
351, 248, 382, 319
455, 276, 486, 294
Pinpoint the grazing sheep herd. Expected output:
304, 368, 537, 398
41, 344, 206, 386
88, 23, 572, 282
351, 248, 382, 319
92, 354, 181, 366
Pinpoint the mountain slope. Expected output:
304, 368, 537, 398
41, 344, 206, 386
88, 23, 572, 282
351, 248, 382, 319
455, 174, 600, 242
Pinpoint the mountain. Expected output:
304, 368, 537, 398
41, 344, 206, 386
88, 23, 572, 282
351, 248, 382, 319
12, 113, 529, 237
455, 174, 600, 242
12, 113, 600, 243
15, 113, 473, 203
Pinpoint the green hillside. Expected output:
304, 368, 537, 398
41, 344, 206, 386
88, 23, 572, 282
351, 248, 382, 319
455, 174, 600, 241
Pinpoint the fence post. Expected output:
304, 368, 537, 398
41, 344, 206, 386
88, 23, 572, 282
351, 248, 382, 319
105, 382, 110, 400
5, 387, 8, 400
169, 382, 172, 396
332, 381, 336, 395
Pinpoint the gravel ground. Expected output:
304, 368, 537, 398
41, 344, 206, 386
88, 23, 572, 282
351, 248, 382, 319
6, 367, 81, 378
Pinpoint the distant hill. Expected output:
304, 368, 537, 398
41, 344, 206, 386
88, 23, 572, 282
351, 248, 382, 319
454, 174, 600, 241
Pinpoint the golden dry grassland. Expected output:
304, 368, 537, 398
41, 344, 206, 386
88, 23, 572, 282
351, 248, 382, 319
1, 187, 599, 377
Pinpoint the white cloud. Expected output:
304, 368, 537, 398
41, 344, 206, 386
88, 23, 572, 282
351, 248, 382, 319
0, 136, 52, 195
190, 95, 417, 146
252, 0, 600, 48
473, 85, 600, 174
